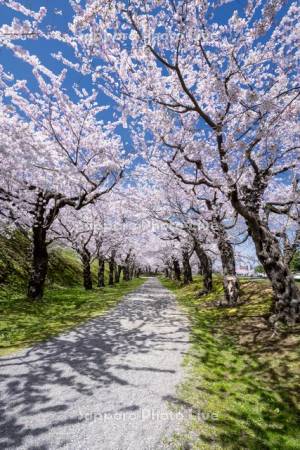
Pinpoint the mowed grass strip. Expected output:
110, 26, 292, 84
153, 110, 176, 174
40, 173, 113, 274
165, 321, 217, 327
0, 278, 145, 356
161, 276, 300, 450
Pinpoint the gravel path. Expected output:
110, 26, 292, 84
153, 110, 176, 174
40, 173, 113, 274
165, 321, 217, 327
0, 278, 189, 450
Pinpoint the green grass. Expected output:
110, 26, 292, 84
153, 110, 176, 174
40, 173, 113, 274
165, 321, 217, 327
161, 276, 300, 450
0, 230, 31, 289
0, 229, 145, 356
0, 229, 100, 291
0, 278, 145, 356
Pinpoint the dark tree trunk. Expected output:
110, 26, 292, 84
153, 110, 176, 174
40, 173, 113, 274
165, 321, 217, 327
182, 249, 193, 285
198, 263, 204, 275
123, 250, 132, 281
172, 257, 181, 281
80, 249, 92, 290
98, 257, 105, 287
109, 251, 115, 285
230, 189, 300, 323
194, 241, 213, 295
27, 224, 48, 300
115, 264, 122, 283
123, 266, 129, 281
247, 218, 300, 324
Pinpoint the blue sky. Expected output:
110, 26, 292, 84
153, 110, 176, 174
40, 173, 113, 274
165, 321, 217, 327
0, 1, 77, 90
0, 0, 291, 167
0, 0, 292, 267
0, 0, 289, 134
0, 1, 252, 116
0, 1, 132, 148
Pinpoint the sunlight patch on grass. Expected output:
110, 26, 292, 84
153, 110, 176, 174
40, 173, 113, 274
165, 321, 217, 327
0, 278, 144, 356
161, 276, 300, 450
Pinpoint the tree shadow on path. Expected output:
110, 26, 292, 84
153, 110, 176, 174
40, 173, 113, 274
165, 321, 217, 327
0, 278, 189, 449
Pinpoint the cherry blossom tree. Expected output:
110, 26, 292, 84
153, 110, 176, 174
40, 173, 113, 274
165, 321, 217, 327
91, 190, 146, 285
52, 206, 100, 290
71, 0, 300, 323
0, 1, 55, 81
0, 71, 124, 299
190, 190, 241, 304
0, 1, 47, 43
142, 178, 210, 287
133, 163, 241, 300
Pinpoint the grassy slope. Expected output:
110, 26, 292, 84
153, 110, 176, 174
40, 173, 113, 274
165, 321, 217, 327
0, 231, 144, 355
161, 276, 300, 450
0, 230, 99, 291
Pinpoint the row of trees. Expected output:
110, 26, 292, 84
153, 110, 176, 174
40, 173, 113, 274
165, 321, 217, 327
0, 1, 299, 325
0, 67, 128, 298
51, 202, 142, 291
66, 0, 300, 324
0, 8, 144, 295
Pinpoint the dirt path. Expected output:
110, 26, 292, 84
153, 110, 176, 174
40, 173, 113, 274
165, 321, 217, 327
0, 278, 189, 450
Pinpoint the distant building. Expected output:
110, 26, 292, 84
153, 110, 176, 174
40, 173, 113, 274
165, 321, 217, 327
237, 264, 255, 277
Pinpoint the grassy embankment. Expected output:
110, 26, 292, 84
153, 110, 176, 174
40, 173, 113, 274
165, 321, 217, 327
0, 231, 144, 356
161, 276, 300, 450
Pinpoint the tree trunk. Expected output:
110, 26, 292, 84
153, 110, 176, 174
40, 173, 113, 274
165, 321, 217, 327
214, 222, 239, 305
98, 257, 105, 287
218, 238, 239, 305
194, 241, 213, 295
205, 199, 239, 305
80, 250, 92, 290
123, 250, 132, 281
198, 263, 204, 275
27, 225, 48, 300
230, 189, 300, 323
115, 264, 122, 283
129, 265, 134, 280
247, 218, 300, 324
182, 248, 193, 285
123, 266, 129, 281
172, 257, 181, 281
284, 228, 300, 267
109, 251, 115, 285
165, 260, 173, 279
